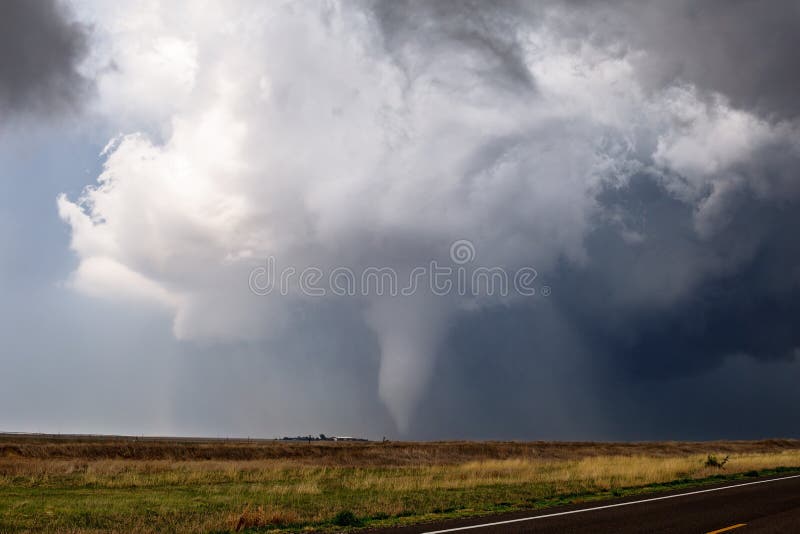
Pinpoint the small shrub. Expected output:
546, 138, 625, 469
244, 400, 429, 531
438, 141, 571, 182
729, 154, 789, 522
745, 470, 759, 477
705, 454, 729, 469
332, 510, 361, 527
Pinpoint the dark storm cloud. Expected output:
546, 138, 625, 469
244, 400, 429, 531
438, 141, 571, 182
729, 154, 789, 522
361, 0, 800, 434
365, 0, 536, 91
0, 0, 91, 115
567, 175, 800, 379
366, 0, 800, 117
413, 303, 800, 441
561, 0, 800, 119
409, 175, 800, 439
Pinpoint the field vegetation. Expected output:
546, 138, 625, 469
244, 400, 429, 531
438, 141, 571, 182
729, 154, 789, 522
2, 435, 800, 533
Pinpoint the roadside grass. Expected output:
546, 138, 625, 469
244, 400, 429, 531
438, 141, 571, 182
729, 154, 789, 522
1, 442, 799, 533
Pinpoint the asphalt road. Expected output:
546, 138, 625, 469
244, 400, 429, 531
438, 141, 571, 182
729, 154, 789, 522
373, 474, 800, 534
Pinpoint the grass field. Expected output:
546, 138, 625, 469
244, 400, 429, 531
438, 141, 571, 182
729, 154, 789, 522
2, 435, 800, 533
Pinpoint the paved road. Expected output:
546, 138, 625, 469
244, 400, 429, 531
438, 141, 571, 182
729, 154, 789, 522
373, 474, 800, 533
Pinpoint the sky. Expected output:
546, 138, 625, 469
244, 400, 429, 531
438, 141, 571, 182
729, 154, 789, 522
1, 0, 799, 440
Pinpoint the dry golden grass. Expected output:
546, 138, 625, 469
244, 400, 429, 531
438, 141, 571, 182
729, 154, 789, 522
3, 450, 800, 491
231, 505, 299, 531
2, 434, 799, 464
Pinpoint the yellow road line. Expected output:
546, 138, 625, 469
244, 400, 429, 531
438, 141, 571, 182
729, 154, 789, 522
706, 524, 746, 534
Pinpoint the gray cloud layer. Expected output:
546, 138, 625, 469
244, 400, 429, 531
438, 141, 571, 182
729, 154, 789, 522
562, 0, 800, 119
0, 0, 90, 115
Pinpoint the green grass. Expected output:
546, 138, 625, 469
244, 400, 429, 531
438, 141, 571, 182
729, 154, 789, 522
1, 466, 798, 533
